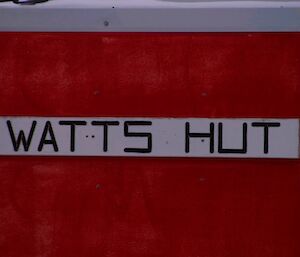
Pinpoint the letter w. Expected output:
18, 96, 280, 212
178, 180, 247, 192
7, 120, 37, 152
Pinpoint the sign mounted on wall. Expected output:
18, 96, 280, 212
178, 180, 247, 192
0, 117, 298, 159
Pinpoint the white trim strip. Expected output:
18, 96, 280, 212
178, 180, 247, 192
0, 1, 300, 32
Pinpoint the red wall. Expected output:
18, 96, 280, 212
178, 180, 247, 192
0, 33, 300, 257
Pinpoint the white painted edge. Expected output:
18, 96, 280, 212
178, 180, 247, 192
0, 1, 300, 32
298, 119, 300, 159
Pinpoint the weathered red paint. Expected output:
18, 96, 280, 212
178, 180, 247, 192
0, 33, 300, 257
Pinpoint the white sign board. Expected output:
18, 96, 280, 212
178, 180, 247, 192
0, 117, 298, 159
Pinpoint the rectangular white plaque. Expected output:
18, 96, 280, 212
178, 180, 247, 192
0, 117, 298, 159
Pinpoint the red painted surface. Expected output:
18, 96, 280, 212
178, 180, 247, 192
0, 33, 300, 257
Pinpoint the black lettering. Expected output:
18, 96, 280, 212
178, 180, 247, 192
91, 121, 120, 152
7, 120, 37, 152
252, 122, 281, 154
185, 122, 214, 153
218, 122, 247, 154
38, 121, 59, 152
124, 121, 152, 153
59, 120, 87, 152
